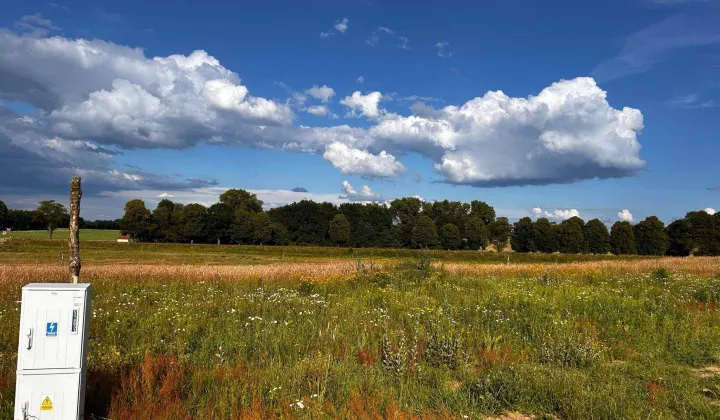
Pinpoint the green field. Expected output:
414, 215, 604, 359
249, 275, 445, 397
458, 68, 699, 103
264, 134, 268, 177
0, 241, 718, 419
4, 228, 121, 241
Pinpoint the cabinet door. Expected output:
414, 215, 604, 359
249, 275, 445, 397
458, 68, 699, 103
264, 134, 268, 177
18, 289, 87, 370
14, 372, 81, 420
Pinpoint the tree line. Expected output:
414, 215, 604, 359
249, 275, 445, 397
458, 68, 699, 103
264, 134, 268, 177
116, 189, 720, 256
511, 211, 720, 256
2, 192, 718, 256
115, 190, 510, 249
0, 199, 120, 239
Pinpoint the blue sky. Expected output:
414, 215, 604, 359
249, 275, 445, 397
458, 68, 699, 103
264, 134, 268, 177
0, 0, 718, 222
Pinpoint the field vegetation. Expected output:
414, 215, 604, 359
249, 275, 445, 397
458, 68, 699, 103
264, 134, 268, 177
0, 239, 719, 418
0, 238, 657, 266
4, 228, 121, 241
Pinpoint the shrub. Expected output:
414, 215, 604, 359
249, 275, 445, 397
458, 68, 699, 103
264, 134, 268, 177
651, 267, 670, 282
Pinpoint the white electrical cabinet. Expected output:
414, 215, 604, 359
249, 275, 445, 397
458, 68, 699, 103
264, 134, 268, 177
14, 283, 92, 420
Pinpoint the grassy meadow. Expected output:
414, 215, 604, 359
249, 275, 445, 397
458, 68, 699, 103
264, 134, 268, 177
4, 228, 121, 241
0, 239, 719, 419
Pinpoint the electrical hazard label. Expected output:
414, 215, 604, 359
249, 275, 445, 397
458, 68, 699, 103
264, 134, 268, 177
40, 395, 53, 411
46, 322, 58, 337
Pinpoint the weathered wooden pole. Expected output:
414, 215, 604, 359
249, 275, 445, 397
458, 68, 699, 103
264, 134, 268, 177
69, 177, 82, 283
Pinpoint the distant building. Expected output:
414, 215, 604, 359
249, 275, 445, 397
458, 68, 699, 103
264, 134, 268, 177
117, 235, 130, 243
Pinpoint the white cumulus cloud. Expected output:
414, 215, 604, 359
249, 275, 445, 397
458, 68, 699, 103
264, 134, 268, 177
305, 105, 329, 117
306, 85, 335, 103
322, 142, 405, 177
371, 77, 645, 186
340, 180, 382, 202
0, 30, 647, 191
532, 207, 581, 221
334, 18, 349, 33
340, 91, 383, 119
617, 209, 634, 222
703, 208, 716, 215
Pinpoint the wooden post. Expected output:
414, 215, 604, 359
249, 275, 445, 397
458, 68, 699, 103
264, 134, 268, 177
69, 177, 82, 283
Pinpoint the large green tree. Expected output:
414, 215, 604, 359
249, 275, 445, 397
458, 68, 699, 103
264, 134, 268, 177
557, 217, 584, 254
329, 214, 351, 246
423, 200, 470, 240
270, 223, 290, 245
666, 211, 720, 256
441, 223, 462, 250
390, 197, 423, 247
251, 213, 273, 245
488, 217, 511, 251
610, 221, 637, 255
152, 199, 181, 242
412, 215, 438, 248
231, 209, 254, 244
267, 200, 336, 246
339, 202, 395, 248
121, 200, 155, 241
219, 189, 264, 213
34, 200, 68, 239
470, 200, 496, 226
533, 218, 558, 253
206, 202, 234, 244
583, 219, 611, 254
511, 217, 536, 253
6, 209, 36, 230
465, 216, 489, 250
231, 210, 273, 245
634, 216, 668, 256
178, 203, 207, 243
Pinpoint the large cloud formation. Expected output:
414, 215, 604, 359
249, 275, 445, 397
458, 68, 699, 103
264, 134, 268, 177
0, 30, 646, 194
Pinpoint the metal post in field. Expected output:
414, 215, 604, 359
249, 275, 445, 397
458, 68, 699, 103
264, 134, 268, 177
69, 177, 82, 283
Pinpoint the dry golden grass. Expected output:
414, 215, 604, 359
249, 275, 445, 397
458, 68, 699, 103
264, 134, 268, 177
1, 256, 717, 286
444, 256, 720, 277
0, 261, 361, 284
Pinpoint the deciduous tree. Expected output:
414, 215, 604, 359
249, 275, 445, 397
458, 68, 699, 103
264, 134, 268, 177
511, 217, 536, 253
666, 211, 720, 256
470, 200, 496, 226
583, 219, 610, 254
219, 189, 263, 213
120, 200, 155, 242
390, 197, 423, 247
178, 203, 207, 243
488, 217, 511, 251
271, 223, 290, 246
206, 202, 234, 244
634, 216, 668, 256
152, 199, 179, 242
34, 200, 68, 239
412, 215, 438, 248
251, 212, 273, 245
611, 221, 637, 255
557, 217, 584, 254
329, 214, 351, 246
441, 223, 462, 250
533, 218, 558, 253
465, 216, 489, 250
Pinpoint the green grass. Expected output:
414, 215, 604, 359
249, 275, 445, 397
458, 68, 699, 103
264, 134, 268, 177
5, 229, 120, 241
0, 257, 719, 418
0, 238, 657, 265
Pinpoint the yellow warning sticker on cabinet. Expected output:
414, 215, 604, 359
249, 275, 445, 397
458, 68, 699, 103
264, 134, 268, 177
40, 395, 53, 411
